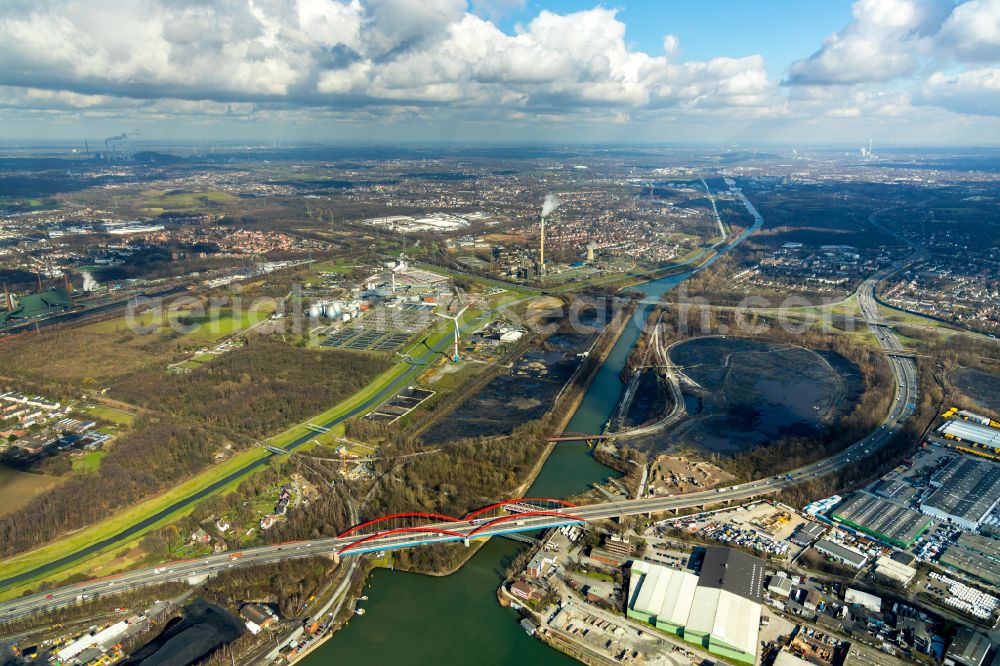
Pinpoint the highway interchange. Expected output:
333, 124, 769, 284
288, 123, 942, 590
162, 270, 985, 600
0, 268, 920, 623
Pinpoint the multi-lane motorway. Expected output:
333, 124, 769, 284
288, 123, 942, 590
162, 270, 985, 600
0, 308, 501, 592
0, 285, 919, 622
0, 224, 923, 623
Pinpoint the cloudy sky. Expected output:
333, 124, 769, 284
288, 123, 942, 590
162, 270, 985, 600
1, 0, 999, 145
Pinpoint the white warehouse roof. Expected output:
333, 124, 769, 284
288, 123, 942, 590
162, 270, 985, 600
875, 556, 917, 585
938, 419, 1000, 448
629, 549, 763, 662
629, 560, 698, 627
687, 586, 762, 658
845, 588, 882, 613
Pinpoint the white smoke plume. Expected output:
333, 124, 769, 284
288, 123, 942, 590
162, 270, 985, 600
541, 193, 560, 218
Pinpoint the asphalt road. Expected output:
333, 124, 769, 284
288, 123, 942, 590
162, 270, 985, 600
0, 213, 919, 622
0, 293, 919, 622
0, 308, 498, 591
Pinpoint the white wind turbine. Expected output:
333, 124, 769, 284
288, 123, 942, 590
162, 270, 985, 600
434, 303, 469, 363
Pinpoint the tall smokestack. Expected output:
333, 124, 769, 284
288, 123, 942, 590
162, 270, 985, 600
539, 215, 545, 276
539, 193, 560, 278
3, 283, 11, 312
36, 272, 42, 293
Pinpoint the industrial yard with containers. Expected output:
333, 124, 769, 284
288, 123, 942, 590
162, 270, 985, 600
504, 491, 997, 666
498, 400, 1000, 666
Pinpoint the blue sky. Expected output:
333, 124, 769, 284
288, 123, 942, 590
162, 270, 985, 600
0, 0, 998, 144
499, 1, 856, 79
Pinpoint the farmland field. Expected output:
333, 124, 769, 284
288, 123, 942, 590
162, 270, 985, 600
0, 466, 64, 518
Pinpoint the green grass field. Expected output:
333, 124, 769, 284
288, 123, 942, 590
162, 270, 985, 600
72, 450, 105, 473
312, 259, 354, 274
138, 189, 238, 213
85, 405, 135, 426
0, 305, 501, 592
83, 301, 274, 344
0, 448, 269, 588
173, 303, 274, 342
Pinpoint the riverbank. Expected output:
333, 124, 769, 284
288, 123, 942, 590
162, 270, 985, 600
300, 185, 767, 666
387, 302, 636, 580
284, 304, 638, 666
518, 301, 635, 497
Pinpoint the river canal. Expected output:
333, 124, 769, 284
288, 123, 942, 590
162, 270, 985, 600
303, 216, 762, 665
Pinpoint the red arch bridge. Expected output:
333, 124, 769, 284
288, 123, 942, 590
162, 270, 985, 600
334, 498, 586, 556
0, 483, 795, 622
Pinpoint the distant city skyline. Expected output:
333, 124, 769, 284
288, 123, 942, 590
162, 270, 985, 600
0, 0, 998, 145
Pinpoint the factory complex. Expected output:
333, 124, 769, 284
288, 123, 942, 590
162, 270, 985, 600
829, 491, 933, 548
627, 547, 764, 664
921, 456, 1000, 531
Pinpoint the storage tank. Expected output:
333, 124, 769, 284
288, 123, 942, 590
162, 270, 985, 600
308, 303, 324, 319
325, 302, 343, 319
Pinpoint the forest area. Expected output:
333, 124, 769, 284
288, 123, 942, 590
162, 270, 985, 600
679, 253, 855, 307
0, 337, 391, 559
137, 459, 355, 561
0, 415, 218, 557
110, 339, 392, 440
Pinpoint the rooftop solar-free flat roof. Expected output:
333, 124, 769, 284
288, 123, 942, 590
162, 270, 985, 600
938, 419, 1000, 448
697, 546, 764, 603
922, 457, 1000, 527
831, 492, 932, 547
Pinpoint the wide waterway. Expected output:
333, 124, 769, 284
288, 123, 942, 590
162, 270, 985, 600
304, 214, 763, 666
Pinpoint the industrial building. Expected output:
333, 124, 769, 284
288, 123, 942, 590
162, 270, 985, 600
944, 627, 991, 666
55, 617, 148, 664
938, 419, 1000, 449
921, 457, 1000, 531
871, 478, 917, 504
790, 522, 826, 547
830, 491, 932, 547
767, 574, 792, 598
628, 564, 699, 634
774, 651, 813, 666
845, 588, 882, 613
874, 556, 917, 586
0, 286, 72, 324
939, 532, 1000, 583
627, 547, 764, 664
813, 539, 867, 569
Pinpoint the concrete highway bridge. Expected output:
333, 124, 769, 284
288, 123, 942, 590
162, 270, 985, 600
0, 252, 922, 625
0, 329, 916, 623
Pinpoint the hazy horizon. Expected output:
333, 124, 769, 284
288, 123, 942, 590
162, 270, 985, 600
1, 0, 999, 145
